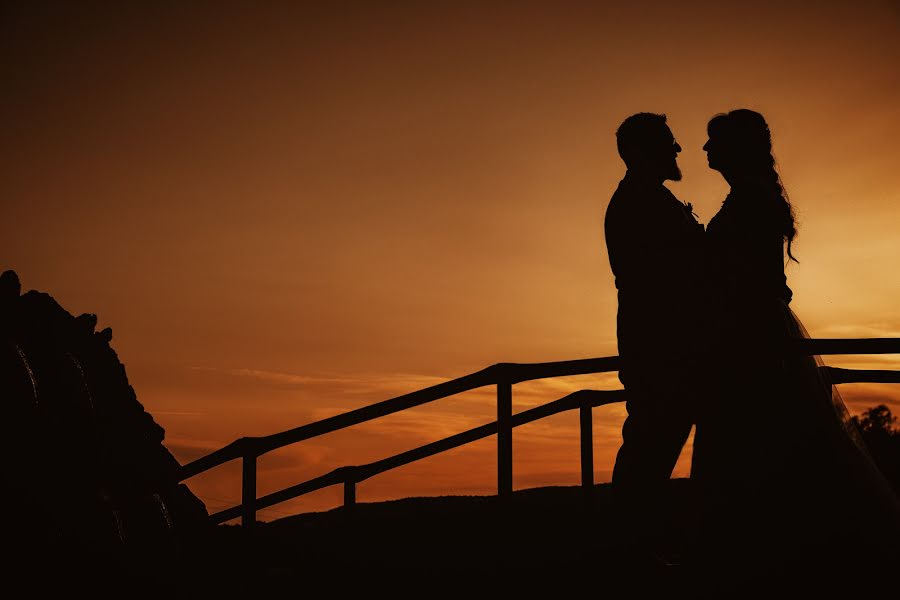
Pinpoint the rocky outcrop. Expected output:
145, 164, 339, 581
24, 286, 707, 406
0, 269, 210, 584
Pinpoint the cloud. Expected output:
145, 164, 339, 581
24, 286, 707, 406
152, 410, 206, 417
189, 365, 474, 396
815, 321, 900, 339
189, 366, 359, 386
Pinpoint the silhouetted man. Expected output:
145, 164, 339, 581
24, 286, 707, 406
604, 113, 706, 556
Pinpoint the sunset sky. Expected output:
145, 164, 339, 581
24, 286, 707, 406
3, 1, 899, 521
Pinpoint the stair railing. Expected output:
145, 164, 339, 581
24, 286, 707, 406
177, 338, 900, 527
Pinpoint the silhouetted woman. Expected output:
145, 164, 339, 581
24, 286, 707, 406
692, 108, 900, 593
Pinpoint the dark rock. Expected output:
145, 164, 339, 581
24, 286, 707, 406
0, 269, 211, 586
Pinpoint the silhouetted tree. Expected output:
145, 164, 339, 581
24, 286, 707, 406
850, 404, 900, 495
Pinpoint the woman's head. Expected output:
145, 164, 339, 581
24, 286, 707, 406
703, 109, 774, 178
704, 109, 798, 262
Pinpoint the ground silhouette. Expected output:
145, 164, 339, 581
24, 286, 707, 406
193, 480, 697, 596
183, 478, 895, 598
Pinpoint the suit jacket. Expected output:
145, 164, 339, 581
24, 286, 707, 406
604, 172, 707, 369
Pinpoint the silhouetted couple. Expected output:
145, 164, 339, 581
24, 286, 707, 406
604, 110, 900, 593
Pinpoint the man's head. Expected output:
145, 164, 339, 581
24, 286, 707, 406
615, 113, 682, 182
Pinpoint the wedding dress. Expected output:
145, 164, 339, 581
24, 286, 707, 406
690, 186, 900, 591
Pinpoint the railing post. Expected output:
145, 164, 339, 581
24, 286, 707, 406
344, 479, 357, 508
241, 444, 257, 529
497, 377, 513, 497
579, 403, 594, 493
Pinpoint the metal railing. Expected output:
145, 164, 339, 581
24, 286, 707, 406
177, 338, 900, 527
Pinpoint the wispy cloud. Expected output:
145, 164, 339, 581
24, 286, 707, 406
153, 410, 206, 417
189, 365, 462, 394
189, 366, 360, 386
815, 321, 900, 339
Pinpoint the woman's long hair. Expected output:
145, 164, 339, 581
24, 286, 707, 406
708, 109, 798, 262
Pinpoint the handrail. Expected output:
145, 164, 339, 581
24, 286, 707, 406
208, 389, 625, 524
825, 367, 900, 384
178, 358, 628, 480
178, 364, 499, 480
498, 356, 622, 383
179, 356, 626, 480
176, 337, 900, 527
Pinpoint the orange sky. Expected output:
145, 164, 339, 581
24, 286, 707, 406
2, 1, 899, 521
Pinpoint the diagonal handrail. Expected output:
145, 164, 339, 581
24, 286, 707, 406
208, 389, 625, 524
178, 356, 627, 480
178, 364, 500, 480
